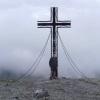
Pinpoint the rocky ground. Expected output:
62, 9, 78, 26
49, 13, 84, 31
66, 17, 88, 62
0, 78, 100, 100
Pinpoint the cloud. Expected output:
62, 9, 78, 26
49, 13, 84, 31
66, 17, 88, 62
0, 0, 23, 9
0, 0, 100, 78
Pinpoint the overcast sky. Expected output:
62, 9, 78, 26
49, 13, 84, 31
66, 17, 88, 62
0, 0, 100, 78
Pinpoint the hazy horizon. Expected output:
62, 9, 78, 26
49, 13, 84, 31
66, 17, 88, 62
0, 0, 100, 78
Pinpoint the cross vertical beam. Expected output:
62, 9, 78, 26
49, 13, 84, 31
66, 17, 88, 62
37, 7, 71, 79
52, 7, 58, 58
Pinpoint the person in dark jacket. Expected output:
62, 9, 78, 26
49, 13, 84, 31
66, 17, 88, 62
49, 57, 58, 80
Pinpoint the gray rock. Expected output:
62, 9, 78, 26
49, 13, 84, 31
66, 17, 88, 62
1, 79, 100, 100
33, 89, 49, 99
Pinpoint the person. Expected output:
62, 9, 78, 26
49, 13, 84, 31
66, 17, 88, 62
49, 57, 58, 80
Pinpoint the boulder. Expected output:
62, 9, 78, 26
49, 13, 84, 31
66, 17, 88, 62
33, 89, 49, 99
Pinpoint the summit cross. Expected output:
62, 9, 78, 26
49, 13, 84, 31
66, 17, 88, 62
37, 7, 71, 79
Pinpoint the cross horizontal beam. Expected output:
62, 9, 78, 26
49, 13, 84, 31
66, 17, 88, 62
38, 21, 71, 28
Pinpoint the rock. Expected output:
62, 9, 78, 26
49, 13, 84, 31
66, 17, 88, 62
62, 77, 67, 79
13, 96, 19, 99
33, 89, 49, 99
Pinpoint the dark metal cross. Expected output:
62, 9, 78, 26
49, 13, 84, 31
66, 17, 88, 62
37, 7, 71, 79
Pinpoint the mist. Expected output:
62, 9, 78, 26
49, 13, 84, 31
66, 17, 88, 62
0, 0, 100, 79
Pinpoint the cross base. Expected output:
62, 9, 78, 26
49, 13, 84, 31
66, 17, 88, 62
49, 71, 58, 80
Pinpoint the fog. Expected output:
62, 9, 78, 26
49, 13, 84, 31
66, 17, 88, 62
0, 0, 100, 79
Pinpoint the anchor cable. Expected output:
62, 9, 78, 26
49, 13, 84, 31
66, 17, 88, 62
58, 33, 88, 78
22, 33, 50, 79
13, 33, 50, 82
